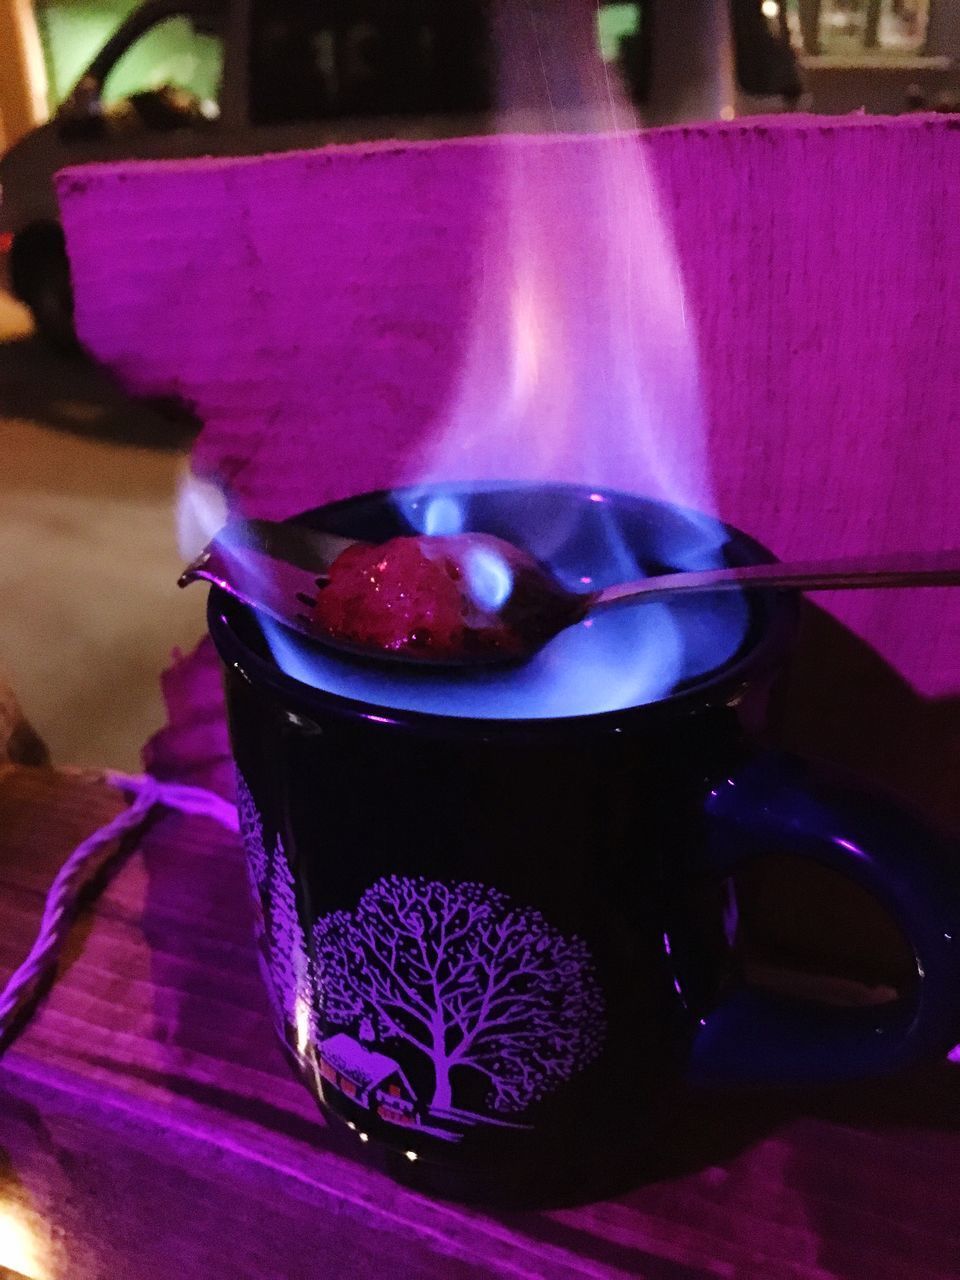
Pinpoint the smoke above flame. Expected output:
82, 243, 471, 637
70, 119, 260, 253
404, 1, 710, 508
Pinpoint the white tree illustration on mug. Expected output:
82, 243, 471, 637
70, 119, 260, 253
313, 875, 606, 1118
236, 771, 269, 902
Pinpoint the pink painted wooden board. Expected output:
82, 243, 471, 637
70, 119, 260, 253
56, 116, 960, 703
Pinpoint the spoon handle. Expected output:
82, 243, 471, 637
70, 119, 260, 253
593, 549, 960, 609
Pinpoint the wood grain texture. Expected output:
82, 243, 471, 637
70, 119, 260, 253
2, 766, 960, 1279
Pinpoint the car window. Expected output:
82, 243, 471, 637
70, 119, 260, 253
101, 13, 224, 115
248, 0, 491, 125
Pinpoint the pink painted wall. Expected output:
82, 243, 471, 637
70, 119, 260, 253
56, 116, 960, 814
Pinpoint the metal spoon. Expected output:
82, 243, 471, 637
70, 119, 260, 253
179, 519, 960, 667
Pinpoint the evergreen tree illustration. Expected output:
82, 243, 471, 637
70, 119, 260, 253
236, 770, 269, 903
265, 835, 318, 1055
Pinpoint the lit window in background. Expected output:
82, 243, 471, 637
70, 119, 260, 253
596, 3, 641, 63
782, 0, 931, 57
0, 1201, 50, 1280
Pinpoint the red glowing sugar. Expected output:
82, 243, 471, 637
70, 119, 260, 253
313, 534, 537, 660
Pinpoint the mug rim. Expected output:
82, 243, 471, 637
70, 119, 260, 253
207, 481, 799, 739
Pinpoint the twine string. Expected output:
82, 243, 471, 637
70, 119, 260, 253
0, 771, 238, 1046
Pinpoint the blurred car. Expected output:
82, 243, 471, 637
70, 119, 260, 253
0, 0, 798, 348
0, 0, 502, 345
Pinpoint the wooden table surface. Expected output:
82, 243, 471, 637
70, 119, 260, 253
1, 760, 960, 1280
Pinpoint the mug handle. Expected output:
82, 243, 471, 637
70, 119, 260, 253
689, 751, 960, 1086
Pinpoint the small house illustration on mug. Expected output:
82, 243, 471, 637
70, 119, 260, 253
317, 1032, 420, 1127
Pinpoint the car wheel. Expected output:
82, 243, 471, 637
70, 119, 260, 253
9, 222, 78, 353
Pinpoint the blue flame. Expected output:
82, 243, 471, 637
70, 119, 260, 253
253, 489, 749, 721
463, 544, 513, 610
423, 496, 463, 536
213, 0, 742, 722
260, 598, 696, 720
178, 465, 750, 722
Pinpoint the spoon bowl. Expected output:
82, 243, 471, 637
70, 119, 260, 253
180, 520, 960, 668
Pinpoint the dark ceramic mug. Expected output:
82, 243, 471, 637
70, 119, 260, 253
207, 482, 960, 1203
